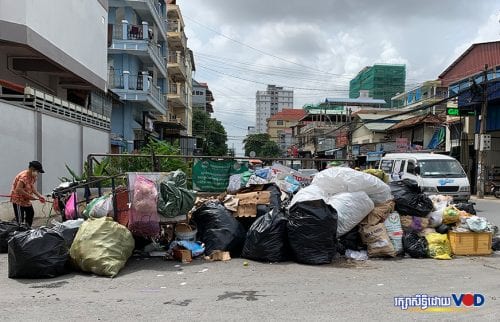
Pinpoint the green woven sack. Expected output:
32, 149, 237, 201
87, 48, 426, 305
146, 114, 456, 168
69, 217, 134, 277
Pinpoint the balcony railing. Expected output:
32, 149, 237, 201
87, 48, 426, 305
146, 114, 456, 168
111, 22, 151, 41
0, 86, 111, 130
168, 52, 185, 64
108, 70, 165, 108
168, 82, 186, 96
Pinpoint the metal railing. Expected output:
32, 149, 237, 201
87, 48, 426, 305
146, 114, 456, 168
87, 153, 351, 190
0, 86, 110, 130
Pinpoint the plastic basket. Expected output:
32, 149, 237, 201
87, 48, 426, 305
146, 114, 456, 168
175, 223, 197, 242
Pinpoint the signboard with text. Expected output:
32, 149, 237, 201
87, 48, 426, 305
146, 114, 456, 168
396, 138, 409, 152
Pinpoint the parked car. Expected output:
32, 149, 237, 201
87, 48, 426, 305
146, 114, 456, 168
379, 153, 470, 201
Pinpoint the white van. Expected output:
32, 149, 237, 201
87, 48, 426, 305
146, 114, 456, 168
379, 153, 470, 201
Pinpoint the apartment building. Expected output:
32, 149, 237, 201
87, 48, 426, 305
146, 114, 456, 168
107, 0, 168, 151
256, 85, 293, 133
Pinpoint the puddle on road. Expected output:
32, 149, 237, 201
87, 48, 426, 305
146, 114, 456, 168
164, 299, 193, 306
217, 291, 268, 301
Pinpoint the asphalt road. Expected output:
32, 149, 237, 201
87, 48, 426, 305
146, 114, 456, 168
0, 198, 498, 321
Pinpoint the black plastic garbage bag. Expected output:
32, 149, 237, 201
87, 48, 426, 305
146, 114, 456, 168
435, 224, 452, 234
242, 208, 290, 262
492, 236, 500, 251
8, 227, 69, 278
52, 219, 84, 248
454, 202, 476, 215
157, 181, 196, 219
338, 225, 364, 254
287, 200, 338, 265
0, 221, 29, 253
192, 201, 246, 257
389, 179, 433, 217
402, 229, 428, 258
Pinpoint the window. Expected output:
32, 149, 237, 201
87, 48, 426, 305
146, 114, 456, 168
399, 160, 406, 173
381, 160, 394, 173
418, 160, 466, 178
407, 161, 416, 174
277, 120, 284, 126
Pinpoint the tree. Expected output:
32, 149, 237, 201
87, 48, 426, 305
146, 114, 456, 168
243, 133, 281, 158
192, 109, 228, 156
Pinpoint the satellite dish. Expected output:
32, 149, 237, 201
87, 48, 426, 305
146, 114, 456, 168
249, 151, 256, 158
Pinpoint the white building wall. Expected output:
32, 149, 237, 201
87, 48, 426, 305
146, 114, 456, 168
0, 0, 108, 89
83, 127, 111, 164
0, 101, 110, 195
0, 101, 35, 195
41, 115, 81, 193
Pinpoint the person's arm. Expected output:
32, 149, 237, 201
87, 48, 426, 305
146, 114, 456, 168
32, 187, 46, 203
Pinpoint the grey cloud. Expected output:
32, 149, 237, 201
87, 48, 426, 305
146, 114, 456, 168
180, 0, 491, 27
179, 0, 499, 155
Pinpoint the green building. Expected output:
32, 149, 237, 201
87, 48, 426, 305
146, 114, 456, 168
349, 64, 406, 108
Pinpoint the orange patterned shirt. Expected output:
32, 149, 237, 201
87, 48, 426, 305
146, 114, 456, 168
10, 170, 36, 207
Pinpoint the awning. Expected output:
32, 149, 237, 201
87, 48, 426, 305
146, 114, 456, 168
324, 148, 343, 156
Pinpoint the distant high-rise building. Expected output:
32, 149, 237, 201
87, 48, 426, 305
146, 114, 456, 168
349, 64, 406, 108
255, 85, 293, 133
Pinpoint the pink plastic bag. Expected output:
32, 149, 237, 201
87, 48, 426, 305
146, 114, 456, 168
129, 176, 160, 237
64, 192, 78, 220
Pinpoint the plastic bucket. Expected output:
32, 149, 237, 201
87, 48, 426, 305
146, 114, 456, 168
175, 223, 197, 242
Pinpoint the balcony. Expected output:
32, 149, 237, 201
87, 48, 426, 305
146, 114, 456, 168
167, 20, 187, 50
108, 70, 166, 114
109, 21, 167, 77
146, 0, 168, 37
167, 51, 187, 81
109, 0, 167, 39
167, 82, 187, 108
167, 3, 182, 20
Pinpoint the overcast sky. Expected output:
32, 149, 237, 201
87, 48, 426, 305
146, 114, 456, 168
178, 0, 499, 155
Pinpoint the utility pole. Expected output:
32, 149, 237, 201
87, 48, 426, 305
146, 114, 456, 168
476, 65, 489, 199
346, 108, 353, 163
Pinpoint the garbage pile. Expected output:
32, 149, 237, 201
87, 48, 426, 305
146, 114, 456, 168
2, 165, 499, 280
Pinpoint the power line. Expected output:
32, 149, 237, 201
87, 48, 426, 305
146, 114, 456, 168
184, 15, 356, 78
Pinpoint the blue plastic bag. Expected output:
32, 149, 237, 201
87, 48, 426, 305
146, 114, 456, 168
169, 240, 205, 257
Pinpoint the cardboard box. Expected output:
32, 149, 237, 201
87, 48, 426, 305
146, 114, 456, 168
448, 231, 492, 256
209, 251, 231, 261
235, 191, 271, 217
173, 247, 192, 263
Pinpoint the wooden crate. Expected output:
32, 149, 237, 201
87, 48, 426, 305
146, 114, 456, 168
448, 231, 492, 256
